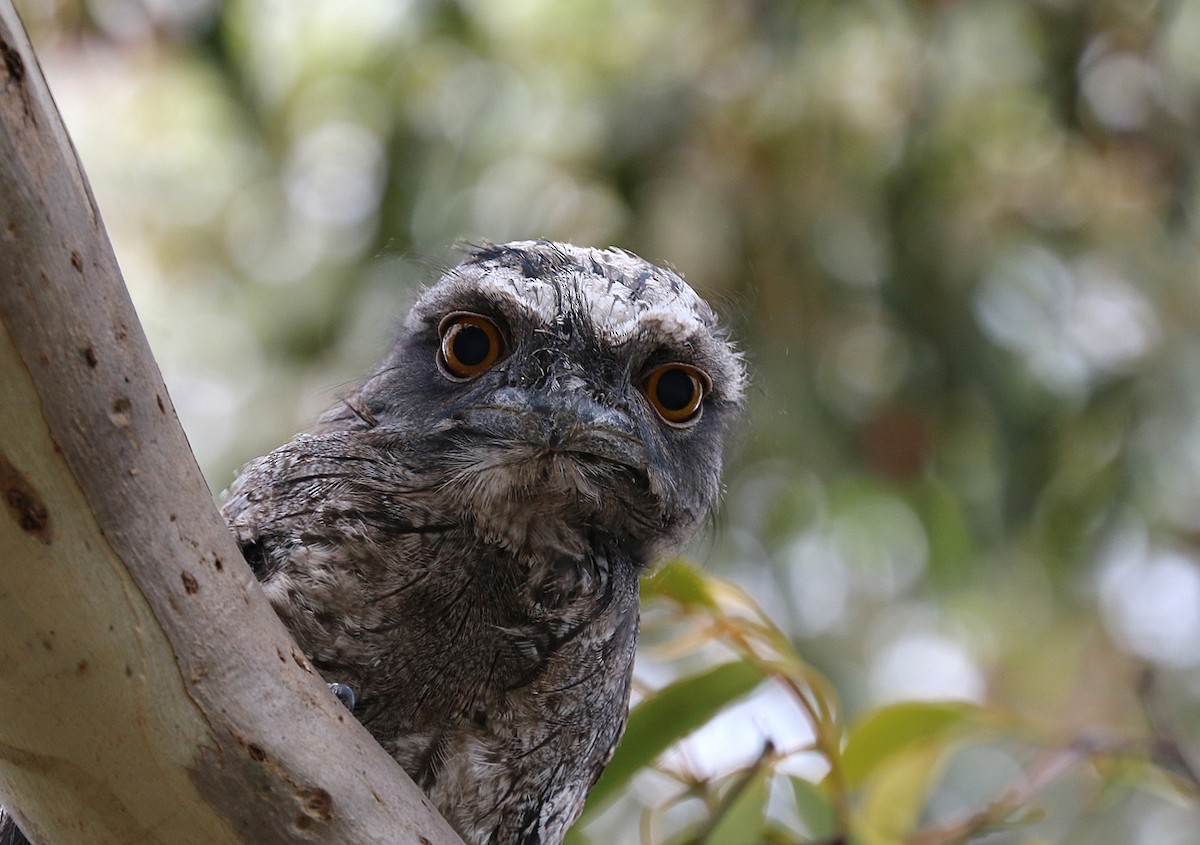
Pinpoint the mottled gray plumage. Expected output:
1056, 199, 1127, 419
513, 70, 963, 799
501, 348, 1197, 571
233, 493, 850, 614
221, 241, 745, 845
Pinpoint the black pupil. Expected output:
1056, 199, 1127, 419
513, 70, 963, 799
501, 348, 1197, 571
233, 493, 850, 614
452, 324, 492, 367
655, 368, 696, 412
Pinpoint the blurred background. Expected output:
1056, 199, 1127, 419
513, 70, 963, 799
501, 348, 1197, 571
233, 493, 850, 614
15, 0, 1200, 842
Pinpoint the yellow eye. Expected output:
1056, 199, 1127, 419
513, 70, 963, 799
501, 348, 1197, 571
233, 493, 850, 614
438, 314, 504, 379
642, 363, 708, 424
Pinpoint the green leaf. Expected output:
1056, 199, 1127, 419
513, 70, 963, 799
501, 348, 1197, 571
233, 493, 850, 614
856, 739, 948, 845
642, 558, 720, 611
581, 661, 764, 814
706, 765, 772, 845
840, 701, 976, 788
561, 826, 591, 845
790, 776, 836, 840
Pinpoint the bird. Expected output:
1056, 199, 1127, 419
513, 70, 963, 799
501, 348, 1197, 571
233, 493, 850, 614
0, 240, 745, 845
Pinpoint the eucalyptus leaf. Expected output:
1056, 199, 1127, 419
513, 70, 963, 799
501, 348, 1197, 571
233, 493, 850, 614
581, 661, 764, 815
840, 701, 977, 788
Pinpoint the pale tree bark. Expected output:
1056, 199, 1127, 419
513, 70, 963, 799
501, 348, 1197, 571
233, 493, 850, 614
0, 4, 464, 843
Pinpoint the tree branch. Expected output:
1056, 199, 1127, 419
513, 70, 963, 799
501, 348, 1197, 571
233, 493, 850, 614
0, 4, 463, 843
905, 739, 1096, 845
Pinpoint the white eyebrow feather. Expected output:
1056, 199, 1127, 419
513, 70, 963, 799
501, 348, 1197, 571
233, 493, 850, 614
411, 241, 746, 400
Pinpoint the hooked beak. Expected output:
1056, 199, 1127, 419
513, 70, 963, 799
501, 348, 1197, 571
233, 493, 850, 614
457, 386, 648, 477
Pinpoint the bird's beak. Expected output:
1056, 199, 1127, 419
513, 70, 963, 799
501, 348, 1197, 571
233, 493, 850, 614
459, 385, 648, 477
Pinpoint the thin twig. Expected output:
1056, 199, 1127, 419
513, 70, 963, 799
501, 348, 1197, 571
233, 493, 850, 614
1136, 665, 1200, 794
906, 737, 1101, 845
681, 741, 775, 845
710, 612, 852, 836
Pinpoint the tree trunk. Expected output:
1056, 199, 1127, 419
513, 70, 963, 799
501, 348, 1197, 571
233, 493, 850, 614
0, 4, 463, 843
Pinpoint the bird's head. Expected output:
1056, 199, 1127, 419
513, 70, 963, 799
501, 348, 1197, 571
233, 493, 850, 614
326, 241, 746, 561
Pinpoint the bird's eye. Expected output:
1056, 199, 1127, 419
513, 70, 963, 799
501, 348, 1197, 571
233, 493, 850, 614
438, 313, 504, 379
642, 363, 708, 425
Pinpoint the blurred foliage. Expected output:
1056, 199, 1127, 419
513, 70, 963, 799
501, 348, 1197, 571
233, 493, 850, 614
16, 0, 1200, 841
